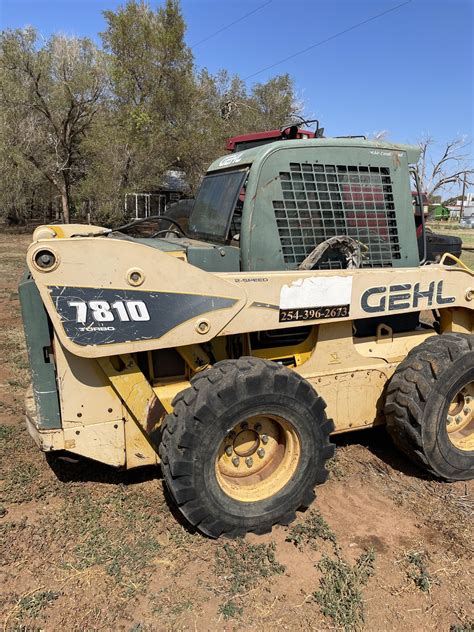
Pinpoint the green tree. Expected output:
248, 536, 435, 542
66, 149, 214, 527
178, 70, 303, 191
0, 137, 53, 224
75, 107, 131, 225
176, 69, 249, 190
248, 74, 301, 131
98, 0, 195, 193
0, 28, 107, 222
96, 1, 302, 205
0, 1, 304, 225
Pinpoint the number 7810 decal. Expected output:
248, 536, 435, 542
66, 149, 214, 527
68, 300, 150, 323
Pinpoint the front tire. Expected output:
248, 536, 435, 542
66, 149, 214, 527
385, 333, 474, 481
159, 357, 335, 538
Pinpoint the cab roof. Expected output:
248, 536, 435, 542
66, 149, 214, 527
207, 137, 421, 172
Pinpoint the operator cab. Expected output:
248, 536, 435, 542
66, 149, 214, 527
141, 136, 460, 279
166, 137, 423, 276
187, 169, 247, 246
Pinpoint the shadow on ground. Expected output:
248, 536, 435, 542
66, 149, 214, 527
45, 451, 161, 486
331, 425, 431, 480
45, 450, 200, 534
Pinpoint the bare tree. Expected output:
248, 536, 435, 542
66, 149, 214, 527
0, 28, 106, 222
417, 136, 474, 201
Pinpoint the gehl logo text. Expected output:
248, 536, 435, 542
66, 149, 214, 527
361, 280, 455, 313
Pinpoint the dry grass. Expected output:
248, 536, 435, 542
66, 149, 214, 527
286, 509, 336, 549
214, 540, 285, 620
0, 327, 29, 391
314, 549, 376, 631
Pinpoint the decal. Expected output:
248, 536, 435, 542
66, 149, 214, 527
218, 152, 243, 167
234, 277, 269, 283
360, 280, 456, 314
369, 150, 403, 157
280, 305, 350, 323
279, 276, 352, 322
48, 286, 237, 346
68, 300, 150, 324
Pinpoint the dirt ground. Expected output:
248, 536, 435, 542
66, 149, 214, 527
0, 231, 473, 632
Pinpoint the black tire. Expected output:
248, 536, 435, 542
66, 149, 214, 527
159, 357, 335, 538
420, 228, 463, 263
385, 333, 474, 481
164, 199, 194, 233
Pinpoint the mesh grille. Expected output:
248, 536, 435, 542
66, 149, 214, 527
273, 163, 401, 268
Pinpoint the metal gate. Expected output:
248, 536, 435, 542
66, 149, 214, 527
125, 193, 167, 219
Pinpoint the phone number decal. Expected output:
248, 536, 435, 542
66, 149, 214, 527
279, 304, 350, 322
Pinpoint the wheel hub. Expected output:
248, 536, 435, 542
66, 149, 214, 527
233, 429, 260, 457
215, 414, 301, 502
446, 382, 474, 452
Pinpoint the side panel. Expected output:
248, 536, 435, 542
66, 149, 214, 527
19, 274, 61, 429
54, 344, 159, 467
187, 244, 240, 272
294, 321, 436, 433
28, 234, 473, 358
27, 237, 247, 358
63, 420, 126, 466
54, 339, 123, 425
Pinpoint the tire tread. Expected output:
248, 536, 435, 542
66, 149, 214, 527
159, 356, 334, 538
384, 333, 473, 479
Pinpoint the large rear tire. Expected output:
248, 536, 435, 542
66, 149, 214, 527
384, 333, 474, 481
159, 357, 335, 538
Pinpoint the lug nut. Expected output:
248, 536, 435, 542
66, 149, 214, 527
225, 446, 233, 456
447, 415, 453, 422
257, 448, 265, 458
254, 423, 262, 432
227, 431, 236, 440
466, 397, 471, 404
245, 457, 253, 468
232, 456, 240, 467
455, 415, 462, 423
261, 434, 269, 445
241, 421, 248, 430
464, 407, 471, 415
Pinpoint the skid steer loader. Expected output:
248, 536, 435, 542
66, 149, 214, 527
20, 137, 474, 538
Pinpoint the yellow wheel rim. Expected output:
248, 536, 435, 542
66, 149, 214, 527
215, 415, 301, 502
446, 382, 474, 452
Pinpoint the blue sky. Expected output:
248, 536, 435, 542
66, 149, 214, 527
1, 0, 473, 157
